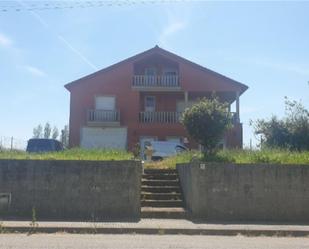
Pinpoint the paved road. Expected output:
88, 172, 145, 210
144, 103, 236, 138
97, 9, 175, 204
1, 234, 309, 249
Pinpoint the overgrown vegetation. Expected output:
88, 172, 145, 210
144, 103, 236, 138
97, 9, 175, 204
251, 97, 309, 151
1, 148, 308, 166
181, 97, 232, 156
0, 148, 133, 161
28, 207, 38, 234
144, 149, 309, 169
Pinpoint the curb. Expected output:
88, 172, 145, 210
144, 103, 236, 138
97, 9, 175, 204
2, 226, 309, 237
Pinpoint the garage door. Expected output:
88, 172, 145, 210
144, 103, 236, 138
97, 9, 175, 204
81, 127, 127, 149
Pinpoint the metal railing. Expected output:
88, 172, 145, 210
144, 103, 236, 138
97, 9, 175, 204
133, 75, 179, 88
87, 109, 120, 122
139, 111, 182, 124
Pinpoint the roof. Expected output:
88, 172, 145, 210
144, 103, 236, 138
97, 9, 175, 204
64, 45, 248, 94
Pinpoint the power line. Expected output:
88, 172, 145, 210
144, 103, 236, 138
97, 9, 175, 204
0, 0, 190, 12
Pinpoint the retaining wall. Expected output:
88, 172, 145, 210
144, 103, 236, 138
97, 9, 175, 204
0, 160, 142, 221
177, 162, 309, 222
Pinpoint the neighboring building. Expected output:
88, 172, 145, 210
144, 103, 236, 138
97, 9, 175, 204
65, 46, 248, 153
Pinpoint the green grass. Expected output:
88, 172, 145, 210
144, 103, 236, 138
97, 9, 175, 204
1, 148, 308, 167
144, 149, 309, 169
144, 151, 199, 169
0, 148, 133, 161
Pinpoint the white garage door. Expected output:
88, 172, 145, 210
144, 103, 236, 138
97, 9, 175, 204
81, 127, 127, 149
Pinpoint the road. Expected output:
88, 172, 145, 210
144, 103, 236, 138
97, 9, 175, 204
1, 234, 309, 249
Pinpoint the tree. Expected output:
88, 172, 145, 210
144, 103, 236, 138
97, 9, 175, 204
181, 97, 232, 156
252, 97, 309, 151
60, 125, 69, 148
52, 126, 59, 139
43, 122, 51, 139
33, 124, 43, 138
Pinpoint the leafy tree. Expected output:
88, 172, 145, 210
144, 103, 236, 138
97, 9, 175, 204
52, 126, 59, 139
43, 122, 51, 139
60, 125, 69, 148
181, 97, 232, 156
252, 97, 309, 151
33, 124, 43, 138
32, 123, 68, 148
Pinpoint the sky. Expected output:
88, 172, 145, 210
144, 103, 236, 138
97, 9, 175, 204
0, 0, 308, 149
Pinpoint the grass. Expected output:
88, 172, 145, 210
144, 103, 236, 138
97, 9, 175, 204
0, 148, 308, 167
0, 148, 133, 161
144, 149, 309, 169
144, 151, 199, 169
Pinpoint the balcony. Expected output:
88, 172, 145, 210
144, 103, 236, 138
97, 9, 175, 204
139, 111, 239, 125
87, 109, 120, 127
132, 75, 181, 91
139, 111, 182, 124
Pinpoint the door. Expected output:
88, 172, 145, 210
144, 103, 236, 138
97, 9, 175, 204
81, 127, 127, 149
145, 96, 155, 112
145, 67, 157, 85
95, 96, 115, 110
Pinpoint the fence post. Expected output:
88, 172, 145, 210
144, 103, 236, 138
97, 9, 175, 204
10, 136, 13, 151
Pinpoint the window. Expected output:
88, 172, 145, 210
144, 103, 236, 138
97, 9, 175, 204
166, 136, 182, 143
145, 96, 155, 112
145, 67, 157, 76
175, 145, 187, 153
95, 96, 115, 110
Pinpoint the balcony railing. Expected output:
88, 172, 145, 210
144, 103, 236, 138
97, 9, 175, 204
87, 109, 120, 124
139, 111, 240, 124
133, 75, 180, 88
139, 111, 182, 124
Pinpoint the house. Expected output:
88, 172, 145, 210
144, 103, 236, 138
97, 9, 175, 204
65, 46, 248, 153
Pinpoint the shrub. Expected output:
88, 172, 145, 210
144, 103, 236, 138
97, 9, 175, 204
252, 97, 309, 151
181, 97, 232, 156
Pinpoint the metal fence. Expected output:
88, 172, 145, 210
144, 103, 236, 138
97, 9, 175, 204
0, 136, 28, 151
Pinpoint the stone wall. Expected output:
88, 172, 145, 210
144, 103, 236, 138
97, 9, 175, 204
0, 160, 142, 221
177, 162, 309, 222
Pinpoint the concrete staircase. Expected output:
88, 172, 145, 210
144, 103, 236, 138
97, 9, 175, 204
141, 169, 186, 219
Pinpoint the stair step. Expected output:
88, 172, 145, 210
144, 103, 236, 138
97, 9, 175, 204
141, 207, 186, 219
141, 200, 183, 208
141, 186, 181, 193
144, 169, 177, 175
141, 193, 182, 200
142, 180, 179, 186
143, 174, 178, 180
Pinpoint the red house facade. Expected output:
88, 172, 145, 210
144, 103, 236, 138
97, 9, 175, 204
65, 46, 248, 152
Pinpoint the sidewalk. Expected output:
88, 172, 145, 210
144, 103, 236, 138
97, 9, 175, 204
2, 219, 309, 236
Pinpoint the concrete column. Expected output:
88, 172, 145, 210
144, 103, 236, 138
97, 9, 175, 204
236, 91, 240, 123
184, 91, 189, 107
185, 91, 189, 105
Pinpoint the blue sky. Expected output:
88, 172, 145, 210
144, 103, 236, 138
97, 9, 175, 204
0, 0, 308, 148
